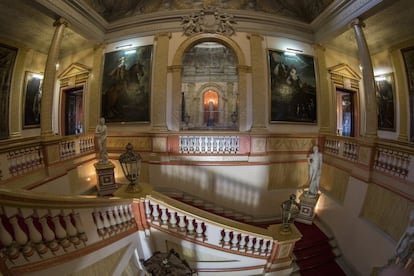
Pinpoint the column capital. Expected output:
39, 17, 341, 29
53, 18, 69, 28
155, 32, 172, 41
349, 18, 365, 28
247, 33, 264, 41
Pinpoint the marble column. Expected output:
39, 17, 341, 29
248, 33, 266, 131
350, 18, 377, 138
152, 32, 171, 131
41, 18, 68, 138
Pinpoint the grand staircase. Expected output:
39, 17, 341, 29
292, 222, 346, 276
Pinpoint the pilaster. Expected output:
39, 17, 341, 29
248, 33, 267, 131
313, 44, 332, 135
152, 32, 171, 132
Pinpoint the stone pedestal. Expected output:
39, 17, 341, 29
296, 191, 320, 225
94, 161, 118, 196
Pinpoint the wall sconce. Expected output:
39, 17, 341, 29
118, 143, 142, 193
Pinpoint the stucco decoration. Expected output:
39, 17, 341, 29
182, 8, 236, 36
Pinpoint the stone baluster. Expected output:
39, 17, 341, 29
10, 216, 35, 258
195, 220, 204, 240
73, 211, 87, 242
126, 205, 134, 225
63, 214, 80, 245
100, 210, 111, 230
246, 235, 254, 253
169, 210, 177, 230
222, 230, 231, 248
52, 215, 70, 249
239, 233, 247, 252
144, 200, 152, 221
123, 205, 132, 224
231, 231, 239, 250
260, 239, 269, 255
160, 207, 169, 228
151, 203, 160, 224
122, 205, 131, 225
0, 215, 19, 259
24, 216, 47, 254
107, 209, 118, 231
113, 206, 123, 229
39, 216, 59, 251
186, 217, 195, 236
177, 214, 186, 233
253, 238, 261, 254
93, 211, 104, 230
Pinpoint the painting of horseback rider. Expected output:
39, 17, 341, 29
101, 45, 153, 122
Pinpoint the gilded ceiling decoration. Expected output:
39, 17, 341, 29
83, 0, 333, 23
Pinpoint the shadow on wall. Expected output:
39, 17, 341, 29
150, 163, 300, 219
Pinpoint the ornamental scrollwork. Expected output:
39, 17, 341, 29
181, 7, 236, 36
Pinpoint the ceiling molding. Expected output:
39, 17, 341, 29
313, 0, 383, 44
35, 0, 106, 42
104, 9, 314, 44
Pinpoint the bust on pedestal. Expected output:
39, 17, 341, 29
94, 117, 117, 196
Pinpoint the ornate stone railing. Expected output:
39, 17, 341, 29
6, 146, 44, 177
60, 134, 95, 160
179, 135, 240, 154
0, 189, 136, 274
324, 136, 359, 161
373, 145, 411, 179
0, 135, 95, 182
324, 136, 413, 180
135, 190, 302, 274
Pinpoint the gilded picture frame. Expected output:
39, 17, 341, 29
268, 49, 317, 124
401, 46, 414, 141
375, 73, 395, 131
23, 71, 43, 128
0, 43, 18, 139
101, 45, 153, 123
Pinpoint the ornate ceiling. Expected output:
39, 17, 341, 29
83, 0, 333, 23
0, 0, 413, 59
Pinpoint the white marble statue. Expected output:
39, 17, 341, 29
95, 117, 108, 163
392, 209, 414, 266
306, 145, 322, 197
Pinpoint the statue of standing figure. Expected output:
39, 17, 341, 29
95, 117, 108, 163
390, 209, 414, 266
306, 145, 322, 197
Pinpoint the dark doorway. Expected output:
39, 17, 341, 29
63, 87, 83, 136
336, 88, 355, 137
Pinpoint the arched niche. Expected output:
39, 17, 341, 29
170, 33, 248, 131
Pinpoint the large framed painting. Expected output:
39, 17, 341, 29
23, 71, 43, 128
0, 43, 18, 139
268, 49, 317, 123
101, 45, 153, 123
375, 73, 395, 131
401, 46, 414, 141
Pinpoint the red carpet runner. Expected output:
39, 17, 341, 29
293, 222, 346, 276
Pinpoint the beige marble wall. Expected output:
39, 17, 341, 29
320, 163, 349, 204
268, 162, 308, 189
361, 183, 414, 240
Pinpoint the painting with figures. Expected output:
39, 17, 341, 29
101, 45, 153, 123
268, 49, 317, 124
